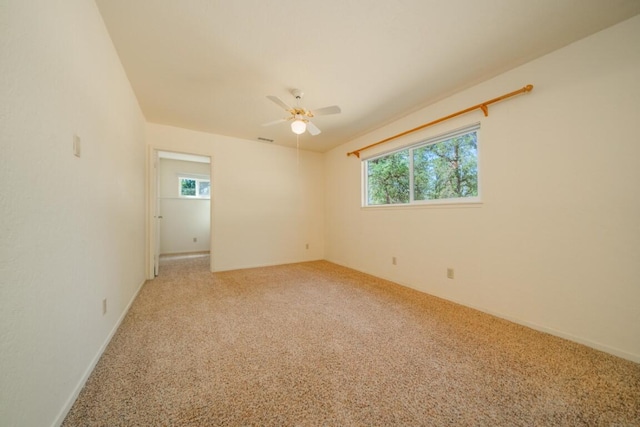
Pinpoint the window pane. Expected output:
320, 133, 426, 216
180, 178, 196, 196
198, 181, 210, 197
413, 131, 478, 201
367, 150, 410, 205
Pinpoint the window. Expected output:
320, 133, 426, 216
366, 150, 410, 205
179, 176, 210, 199
364, 124, 479, 206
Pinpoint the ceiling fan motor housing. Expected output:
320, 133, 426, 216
265, 89, 340, 136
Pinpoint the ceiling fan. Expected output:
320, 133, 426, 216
263, 89, 341, 136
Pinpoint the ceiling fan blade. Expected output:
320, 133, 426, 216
266, 95, 292, 111
311, 105, 341, 116
306, 121, 321, 136
262, 118, 289, 127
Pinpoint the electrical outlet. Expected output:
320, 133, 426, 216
392, 257, 397, 265
102, 298, 107, 315
447, 268, 455, 279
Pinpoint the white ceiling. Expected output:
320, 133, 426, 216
96, 0, 640, 153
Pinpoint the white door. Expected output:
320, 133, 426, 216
153, 150, 161, 276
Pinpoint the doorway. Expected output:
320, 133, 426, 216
150, 150, 212, 277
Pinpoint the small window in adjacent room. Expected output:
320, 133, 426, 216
179, 176, 210, 199
363, 123, 480, 206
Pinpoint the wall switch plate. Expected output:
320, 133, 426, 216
305, 243, 309, 249
447, 268, 455, 279
73, 134, 81, 157
193, 237, 197, 242
102, 298, 107, 315
392, 257, 397, 265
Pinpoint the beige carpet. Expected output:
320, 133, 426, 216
63, 255, 640, 426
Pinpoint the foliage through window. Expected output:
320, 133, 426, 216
179, 176, 210, 199
364, 124, 479, 206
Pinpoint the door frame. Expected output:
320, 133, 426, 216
147, 147, 213, 278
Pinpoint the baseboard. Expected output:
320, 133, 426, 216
462, 305, 640, 364
160, 250, 210, 257
212, 257, 324, 273
52, 278, 147, 427
327, 259, 640, 364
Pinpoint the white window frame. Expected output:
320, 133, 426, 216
178, 174, 210, 199
362, 123, 481, 207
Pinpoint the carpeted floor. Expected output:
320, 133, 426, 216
63, 255, 640, 426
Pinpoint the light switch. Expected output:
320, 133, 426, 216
73, 134, 81, 157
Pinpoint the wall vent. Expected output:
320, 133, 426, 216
257, 137, 274, 143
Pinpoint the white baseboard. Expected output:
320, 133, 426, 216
212, 257, 323, 273
328, 259, 640, 364
52, 278, 147, 427
463, 305, 640, 364
160, 250, 210, 257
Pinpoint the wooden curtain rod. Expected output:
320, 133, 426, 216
347, 84, 534, 158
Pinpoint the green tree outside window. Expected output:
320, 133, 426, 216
367, 150, 410, 205
180, 178, 196, 196
413, 132, 477, 201
365, 126, 478, 206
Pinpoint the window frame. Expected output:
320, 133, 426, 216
178, 174, 211, 199
362, 123, 481, 208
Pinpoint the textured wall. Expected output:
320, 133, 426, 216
324, 16, 640, 362
159, 158, 211, 254
0, 1, 146, 425
146, 123, 325, 272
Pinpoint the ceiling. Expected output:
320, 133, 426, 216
95, 0, 640, 153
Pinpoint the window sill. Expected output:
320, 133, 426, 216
362, 199, 482, 210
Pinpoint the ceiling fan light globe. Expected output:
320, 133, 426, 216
291, 120, 306, 135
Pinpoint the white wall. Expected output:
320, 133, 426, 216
159, 158, 211, 254
147, 123, 325, 272
325, 16, 640, 362
0, 1, 146, 426
1, 5, 635, 427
